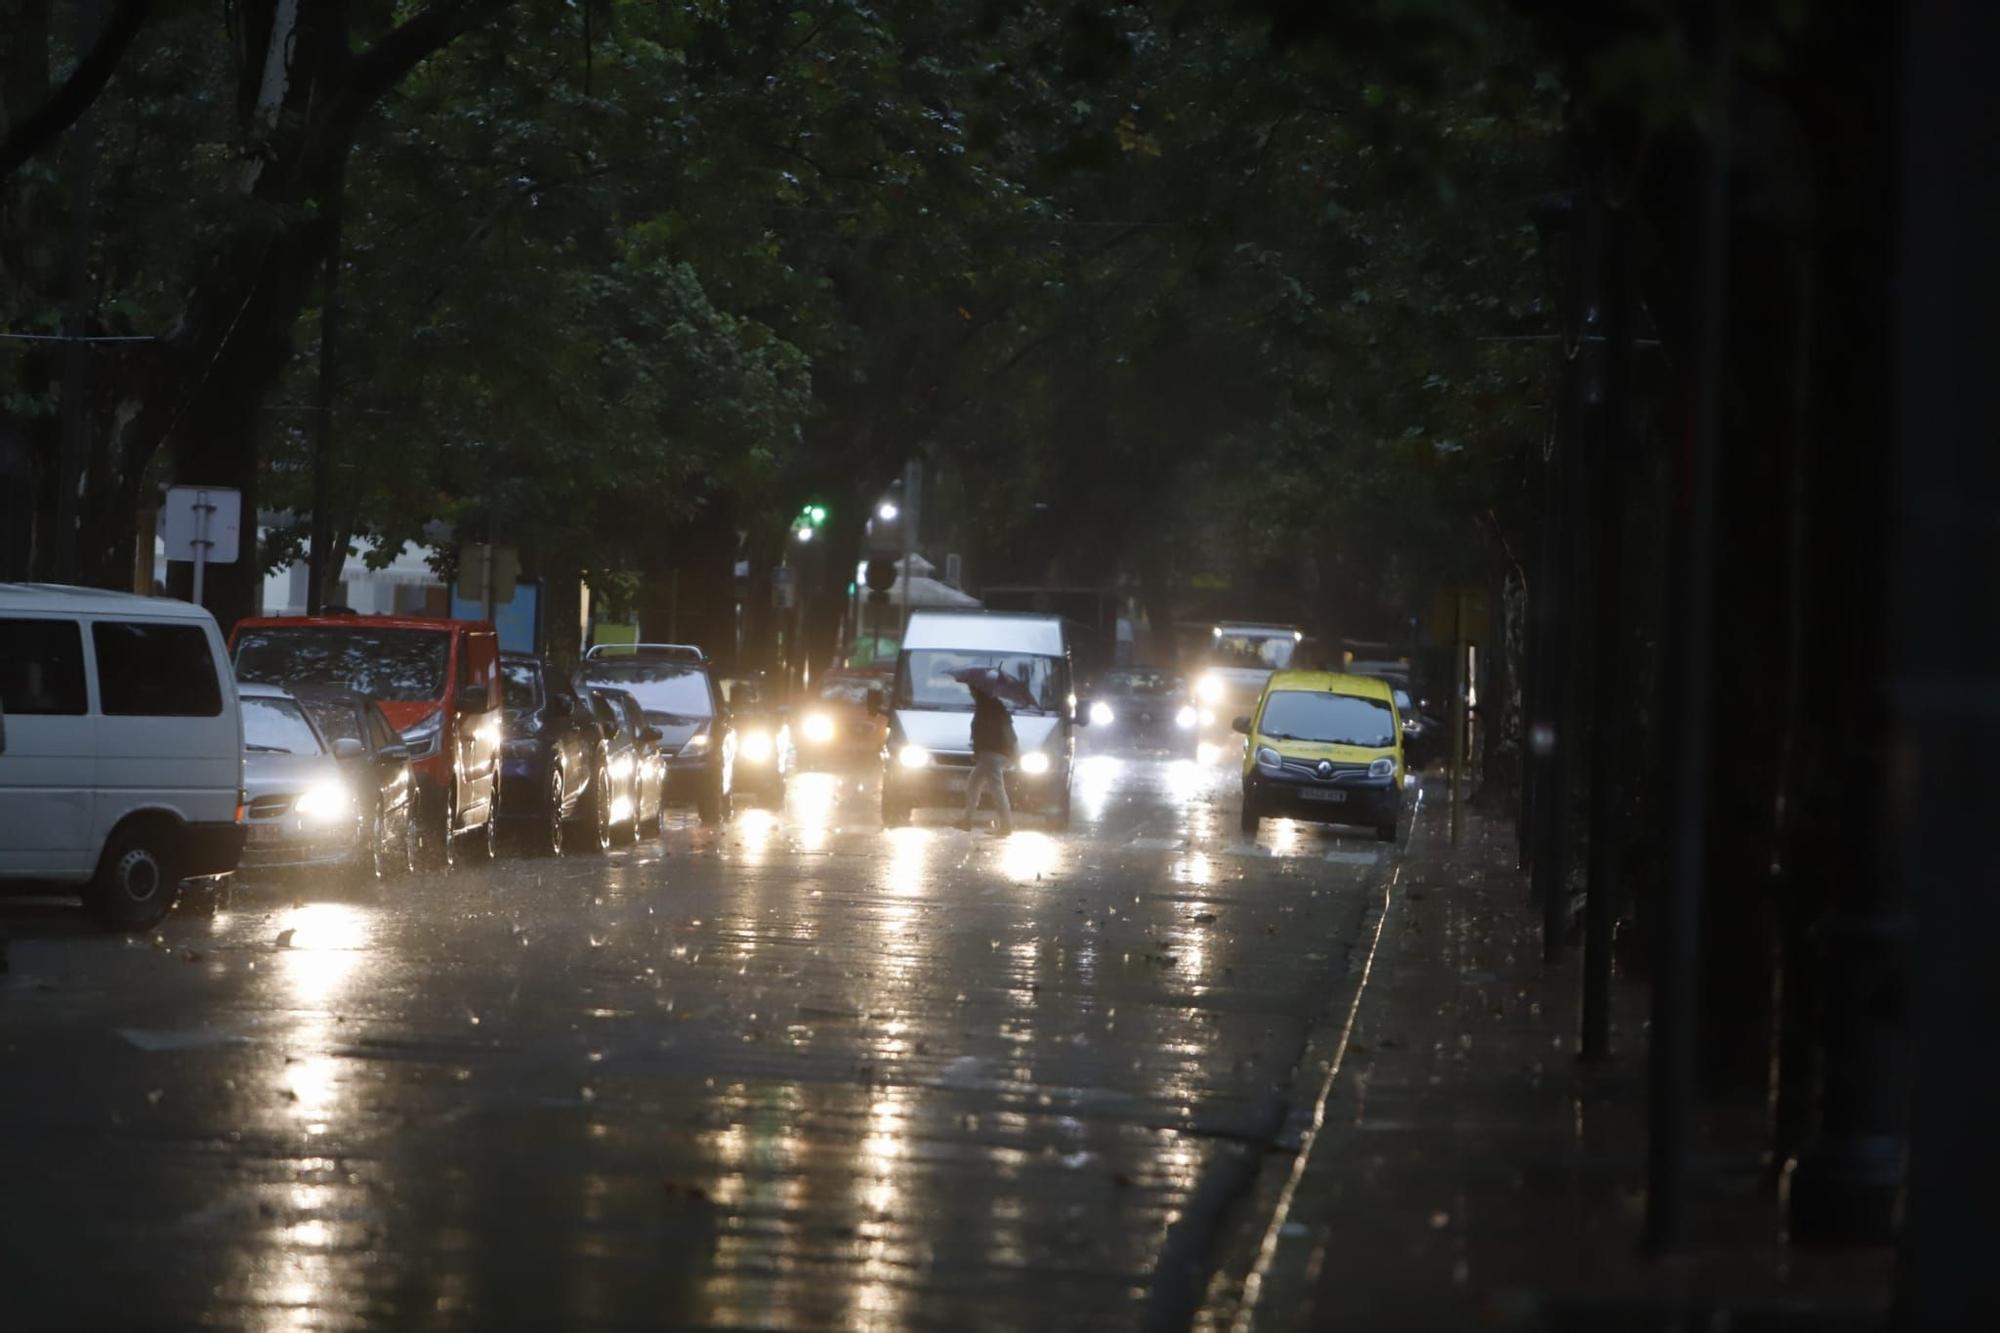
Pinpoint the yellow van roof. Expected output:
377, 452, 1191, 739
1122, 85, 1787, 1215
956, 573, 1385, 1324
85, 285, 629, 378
1263, 670, 1396, 701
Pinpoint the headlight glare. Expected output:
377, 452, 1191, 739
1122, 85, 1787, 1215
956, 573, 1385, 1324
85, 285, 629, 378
294, 781, 353, 823
897, 744, 931, 769
1196, 674, 1224, 705
1088, 701, 1114, 727
1174, 705, 1198, 729
740, 729, 774, 763
802, 712, 836, 744
681, 731, 710, 754
1019, 751, 1051, 776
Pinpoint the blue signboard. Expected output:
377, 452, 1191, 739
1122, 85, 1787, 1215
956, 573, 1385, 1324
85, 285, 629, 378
452, 580, 539, 654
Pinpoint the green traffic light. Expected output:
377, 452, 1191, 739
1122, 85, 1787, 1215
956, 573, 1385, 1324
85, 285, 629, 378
809, 505, 827, 525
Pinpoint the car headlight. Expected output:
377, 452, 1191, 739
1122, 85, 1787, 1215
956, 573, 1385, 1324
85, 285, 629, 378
1088, 701, 1114, 727
399, 709, 443, 759
294, 781, 353, 823
1254, 746, 1283, 769
898, 744, 930, 769
1196, 674, 1224, 705
802, 711, 836, 744
740, 729, 774, 764
1368, 756, 1396, 779
1175, 705, 1198, 730
1018, 750, 1051, 776
681, 731, 710, 754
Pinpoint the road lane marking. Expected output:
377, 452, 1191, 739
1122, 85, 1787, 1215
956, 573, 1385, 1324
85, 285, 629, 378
1228, 834, 1409, 1332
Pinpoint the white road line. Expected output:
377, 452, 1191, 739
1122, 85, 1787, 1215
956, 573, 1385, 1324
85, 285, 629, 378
1227, 814, 1415, 1333
1323, 849, 1381, 866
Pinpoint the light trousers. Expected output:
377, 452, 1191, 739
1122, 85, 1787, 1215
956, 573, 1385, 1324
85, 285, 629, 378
964, 752, 1012, 826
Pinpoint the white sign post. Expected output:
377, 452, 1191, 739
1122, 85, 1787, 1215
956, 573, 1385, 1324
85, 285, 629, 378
160, 486, 242, 605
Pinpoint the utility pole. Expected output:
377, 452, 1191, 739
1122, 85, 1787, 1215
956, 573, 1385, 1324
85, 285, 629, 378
55, 2, 102, 585
1646, 5, 1731, 1251
304, 152, 345, 615
1582, 204, 1633, 1062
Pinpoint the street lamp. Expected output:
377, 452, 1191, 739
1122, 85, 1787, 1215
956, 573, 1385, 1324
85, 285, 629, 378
877, 500, 900, 522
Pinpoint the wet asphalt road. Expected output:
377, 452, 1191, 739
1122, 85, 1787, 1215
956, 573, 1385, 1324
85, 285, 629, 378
1, 748, 1406, 1330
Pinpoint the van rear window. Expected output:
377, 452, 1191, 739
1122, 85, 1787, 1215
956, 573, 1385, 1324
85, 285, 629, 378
93, 622, 222, 717
0, 618, 88, 715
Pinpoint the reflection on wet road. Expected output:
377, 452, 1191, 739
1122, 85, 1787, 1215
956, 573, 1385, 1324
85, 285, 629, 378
1, 750, 1401, 1328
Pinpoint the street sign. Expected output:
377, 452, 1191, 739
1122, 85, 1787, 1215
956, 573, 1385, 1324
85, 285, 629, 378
160, 486, 241, 563
1431, 587, 1491, 645
458, 543, 520, 605
160, 486, 241, 605
865, 557, 897, 593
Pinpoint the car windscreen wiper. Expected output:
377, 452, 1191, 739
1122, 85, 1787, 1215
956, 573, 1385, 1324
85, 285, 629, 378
245, 743, 291, 753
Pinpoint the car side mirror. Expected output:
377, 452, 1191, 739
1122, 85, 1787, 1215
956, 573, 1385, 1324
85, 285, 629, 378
459, 683, 491, 714
866, 687, 885, 716
378, 743, 410, 763
640, 725, 663, 744
1230, 716, 1252, 735
330, 736, 367, 759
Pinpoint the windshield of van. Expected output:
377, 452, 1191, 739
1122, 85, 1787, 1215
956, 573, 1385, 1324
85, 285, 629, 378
575, 661, 712, 721
1208, 631, 1297, 671
234, 626, 450, 702
896, 651, 1066, 713
243, 697, 325, 755
1257, 690, 1397, 748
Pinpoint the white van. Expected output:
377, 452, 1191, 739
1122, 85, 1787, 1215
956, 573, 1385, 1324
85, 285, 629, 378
875, 611, 1083, 827
0, 584, 245, 929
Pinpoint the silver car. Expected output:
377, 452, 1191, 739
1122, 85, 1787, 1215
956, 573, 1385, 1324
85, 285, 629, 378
239, 682, 373, 872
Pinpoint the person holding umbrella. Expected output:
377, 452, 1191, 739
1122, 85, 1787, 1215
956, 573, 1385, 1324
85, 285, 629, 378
954, 669, 1020, 835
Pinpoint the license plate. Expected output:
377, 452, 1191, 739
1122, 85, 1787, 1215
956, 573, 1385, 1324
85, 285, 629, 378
1301, 788, 1347, 803
246, 823, 285, 843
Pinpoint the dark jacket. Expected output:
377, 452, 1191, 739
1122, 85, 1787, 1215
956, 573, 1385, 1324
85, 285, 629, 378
970, 693, 1018, 758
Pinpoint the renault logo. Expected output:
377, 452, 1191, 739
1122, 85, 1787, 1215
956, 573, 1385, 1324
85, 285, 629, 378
1315, 760, 1335, 780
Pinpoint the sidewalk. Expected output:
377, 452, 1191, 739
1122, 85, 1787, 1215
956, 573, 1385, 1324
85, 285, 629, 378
1206, 790, 1895, 1331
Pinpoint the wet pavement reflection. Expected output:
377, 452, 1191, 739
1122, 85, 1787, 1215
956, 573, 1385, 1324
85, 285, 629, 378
1, 746, 1402, 1328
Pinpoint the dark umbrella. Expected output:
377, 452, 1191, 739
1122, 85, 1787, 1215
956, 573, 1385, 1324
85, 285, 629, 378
948, 666, 1038, 711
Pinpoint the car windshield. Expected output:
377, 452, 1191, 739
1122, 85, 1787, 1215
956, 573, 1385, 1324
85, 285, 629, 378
896, 650, 1065, 713
819, 676, 879, 704
501, 661, 541, 713
576, 662, 712, 720
1209, 632, 1297, 671
1103, 669, 1178, 696
234, 626, 450, 702
298, 697, 364, 747
243, 697, 325, 755
1257, 690, 1397, 747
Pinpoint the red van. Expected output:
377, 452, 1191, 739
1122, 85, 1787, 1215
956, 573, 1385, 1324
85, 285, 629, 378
230, 614, 502, 866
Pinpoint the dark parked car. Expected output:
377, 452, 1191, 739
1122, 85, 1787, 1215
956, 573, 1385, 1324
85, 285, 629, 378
498, 652, 609, 855
292, 685, 419, 880
1082, 667, 1201, 751
583, 687, 666, 842
575, 652, 733, 824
